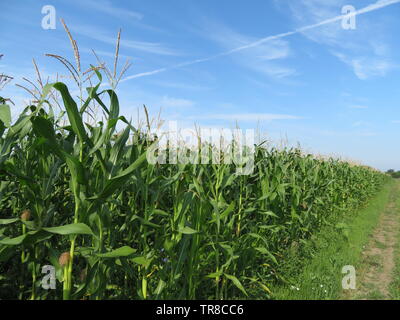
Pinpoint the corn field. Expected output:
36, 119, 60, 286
0, 28, 388, 299
0, 76, 387, 299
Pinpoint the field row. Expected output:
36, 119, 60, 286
0, 79, 388, 299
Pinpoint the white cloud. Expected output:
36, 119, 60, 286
160, 96, 195, 108
195, 113, 302, 122
352, 121, 370, 127
121, 0, 400, 80
78, 0, 143, 20
284, 0, 398, 79
79, 47, 135, 60
351, 58, 395, 80
204, 23, 296, 79
287, 0, 347, 46
334, 52, 396, 79
349, 104, 368, 109
70, 25, 180, 56
371, 41, 389, 56
149, 80, 211, 91
321, 129, 377, 137
74, 0, 168, 33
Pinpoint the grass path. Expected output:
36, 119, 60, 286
344, 180, 400, 300
271, 179, 399, 300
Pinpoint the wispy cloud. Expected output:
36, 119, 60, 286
70, 24, 180, 56
122, 0, 400, 80
160, 96, 195, 108
79, 47, 135, 60
352, 120, 371, 127
321, 129, 377, 137
79, 0, 143, 20
149, 80, 211, 91
333, 52, 396, 80
73, 0, 168, 33
349, 104, 369, 109
286, 0, 398, 79
194, 113, 302, 122
351, 58, 395, 80
202, 23, 295, 79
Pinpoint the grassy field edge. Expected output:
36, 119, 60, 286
389, 184, 400, 299
271, 178, 395, 300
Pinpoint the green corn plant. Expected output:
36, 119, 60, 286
0, 28, 389, 300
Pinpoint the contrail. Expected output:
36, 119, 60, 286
121, 0, 400, 82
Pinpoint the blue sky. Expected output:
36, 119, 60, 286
1, 0, 400, 170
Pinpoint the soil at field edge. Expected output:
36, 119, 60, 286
344, 181, 400, 300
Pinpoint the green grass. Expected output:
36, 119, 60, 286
271, 179, 394, 300
362, 289, 386, 300
374, 240, 387, 250
389, 188, 400, 299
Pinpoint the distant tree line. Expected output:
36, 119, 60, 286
386, 169, 400, 179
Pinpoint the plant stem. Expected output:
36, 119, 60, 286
63, 187, 80, 299
21, 224, 26, 263
63, 142, 83, 300
30, 247, 37, 300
